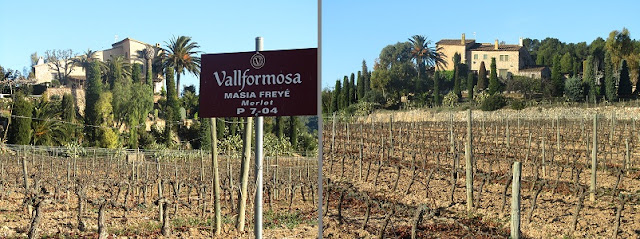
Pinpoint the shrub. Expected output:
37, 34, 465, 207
442, 91, 459, 107
510, 99, 526, 110
564, 76, 585, 102
481, 94, 506, 111
474, 91, 490, 105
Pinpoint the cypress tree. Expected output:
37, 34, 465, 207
289, 116, 298, 151
362, 60, 370, 96
275, 116, 284, 139
488, 58, 500, 95
467, 73, 475, 101
165, 67, 179, 145
332, 80, 341, 112
551, 55, 564, 97
199, 118, 212, 150
604, 51, 617, 101
477, 61, 487, 90
433, 71, 441, 105
356, 71, 364, 101
618, 59, 632, 97
132, 63, 142, 83
84, 61, 103, 143
341, 76, 349, 109
584, 56, 597, 103
350, 73, 356, 103
8, 93, 32, 145
453, 53, 462, 98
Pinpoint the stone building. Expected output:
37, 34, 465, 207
33, 38, 165, 93
436, 34, 548, 79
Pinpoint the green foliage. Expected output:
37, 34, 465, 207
551, 55, 564, 97
433, 71, 441, 105
198, 118, 212, 150
84, 61, 103, 144
583, 55, 598, 102
604, 51, 617, 101
480, 94, 506, 111
442, 91, 459, 107
370, 42, 417, 104
341, 76, 349, 109
32, 94, 67, 146
473, 91, 490, 105
8, 94, 32, 144
510, 99, 526, 110
164, 67, 180, 146
560, 52, 574, 75
349, 73, 356, 103
274, 116, 284, 139
362, 90, 385, 105
332, 80, 341, 112
356, 71, 364, 101
564, 76, 585, 102
505, 76, 542, 97
488, 58, 500, 95
453, 53, 462, 98
467, 73, 475, 101
618, 60, 632, 97
289, 116, 298, 150
99, 127, 119, 149
159, 36, 201, 94
477, 61, 487, 91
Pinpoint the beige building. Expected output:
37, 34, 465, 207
436, 34, 547, 79
33, 38, 165, 92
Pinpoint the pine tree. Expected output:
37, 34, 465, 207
618, 59, 632, 97
477, 61, 487, 90
604, 51, 617, 101
453, 53, 462, 98
332, 80, 341, 112
84, 61, 103, 144
433, 71, 441, 105
8, 93, 32, 145
488, 58, 500, 95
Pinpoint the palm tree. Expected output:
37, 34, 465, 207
73, 49, 106, 87
408, 35, 446, 92
159, 36, 201, 94
31, 95, 68, 145
137, 45, 157, 85
408, 35, 446, 71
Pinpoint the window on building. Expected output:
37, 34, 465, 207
499, 69, 508, 78
499, 55, 509, 61
474, 54, 478, 60
483, 54, 487, 60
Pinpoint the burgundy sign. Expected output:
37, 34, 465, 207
199, 48, 317, 117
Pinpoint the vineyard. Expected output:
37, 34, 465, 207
322, 108, 640, 238
0, 145, 318, 238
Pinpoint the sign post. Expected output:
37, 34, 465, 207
200, 39, 317, 239
254, 36, 264, 239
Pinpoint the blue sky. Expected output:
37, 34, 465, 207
322, 0, 640, 89
0, 0, 317, 94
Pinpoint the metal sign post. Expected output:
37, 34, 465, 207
199, 37, 316, 239
254, 36, 264, 239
